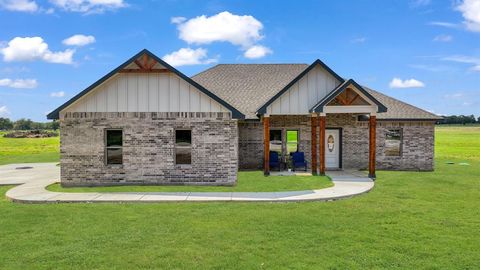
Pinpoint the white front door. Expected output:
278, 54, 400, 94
325, 129, 340, 169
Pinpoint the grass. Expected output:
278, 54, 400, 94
47, 171, 333, 192
0, 131, 59, 165
0, 126, 479, 269
435, 125, 480, 161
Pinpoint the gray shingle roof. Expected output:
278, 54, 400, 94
192, 64, 308, 119
363, 87, 442, 120
192, 64, 441, 120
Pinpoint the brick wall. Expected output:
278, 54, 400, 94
238, 114, 435, 172
238, 115, 312, 171
60, 112, 238, 186
375, 121, 435, 171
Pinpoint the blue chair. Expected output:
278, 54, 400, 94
292, 152, 307, 171
269, 151, 280, 171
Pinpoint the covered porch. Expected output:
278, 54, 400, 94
262, 79, 387, 179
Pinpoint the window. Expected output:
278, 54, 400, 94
286, 130, 299, 154
269, 129, 282, 156
105, 129, 123, 164
176, 130, 191, 164
385, 129, 402, 156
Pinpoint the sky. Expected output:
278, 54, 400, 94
0, 0, 479, 121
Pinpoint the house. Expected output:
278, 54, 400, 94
47, 49, 441, 187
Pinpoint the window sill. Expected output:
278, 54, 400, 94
175, 164, 192, 169
105, 164, 124, 168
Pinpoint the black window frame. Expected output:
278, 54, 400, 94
175, 129, 192, 165
385, 128, 403, 157
105, 129, 123, 165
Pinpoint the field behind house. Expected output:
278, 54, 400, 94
0, 131, 59, 165
0, 126, 479, 269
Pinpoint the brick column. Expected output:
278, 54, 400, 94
369, 114, 376, 179
263, 115, 270, 176
311, 114, 317, 175
318, 114, 326, 176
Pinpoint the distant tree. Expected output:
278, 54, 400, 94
478, 116, 480, 123
13, 118, 34, 130
437, 114, 478, 125
31, 122, 45, 130
0, 117, 13, 130
468, 115, 476, 124
44, 121, 59, 130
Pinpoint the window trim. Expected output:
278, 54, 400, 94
105, 129, 123, 165
175, 129, 192, 165
384, 128, 403, 157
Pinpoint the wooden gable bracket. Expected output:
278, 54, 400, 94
120, 53, 170, 73
332, 88, 365, 106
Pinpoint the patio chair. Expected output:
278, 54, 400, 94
292, 152, 307, 171
269, 151, 281, 171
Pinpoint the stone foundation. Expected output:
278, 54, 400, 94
60, 112, 238, 186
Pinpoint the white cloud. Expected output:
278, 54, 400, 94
175, 11, 264, 48
244, 45, 272, 59
443, 55, 480, 72
456, 0, 480, 32
443, 55, 480, 64
389, 78, 425, 88
411, 0, 431, 6
50, 91, 65, 97
162, 48, 217, 67
49, 0, 126, 14
433, 34, 452, 42
444, 92, 464, 99
171, 16, 186, 24
0, 106, 10, 116
0, 0, 38, 12
350, 37, 367, 43
0, 78, 38, 89
1, 37, 74, 64
428, 21, 461, 29
62, 34, 96, 46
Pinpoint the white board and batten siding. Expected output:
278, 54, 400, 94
63, 73, 229, 114
266, 65, 341, 115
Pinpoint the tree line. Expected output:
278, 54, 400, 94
437, 115, 479, 125
0, 117, 59, 131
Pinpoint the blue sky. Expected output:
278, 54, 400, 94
0, 0, 479, 121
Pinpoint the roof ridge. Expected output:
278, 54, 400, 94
190, 64, 221, 79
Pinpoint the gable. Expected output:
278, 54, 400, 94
311, 79, 387, 113
264, 63, 342, 115
326, 87, 370, 106
64, 72, 229, 115
47, 49, 244, 119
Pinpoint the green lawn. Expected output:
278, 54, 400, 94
47, 171, 332, 192
0, 126, 479, 269
0, 131, 59, 165
435, 125, 480, 161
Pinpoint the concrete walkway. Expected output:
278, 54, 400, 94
0, 163, 374, 203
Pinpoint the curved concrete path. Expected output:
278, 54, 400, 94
0, 163, 374, 203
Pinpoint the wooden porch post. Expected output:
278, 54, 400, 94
369, 114, 376, 179
318, 113, 326, 176
263, 115, 270, 176
311, 114, 317, 175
